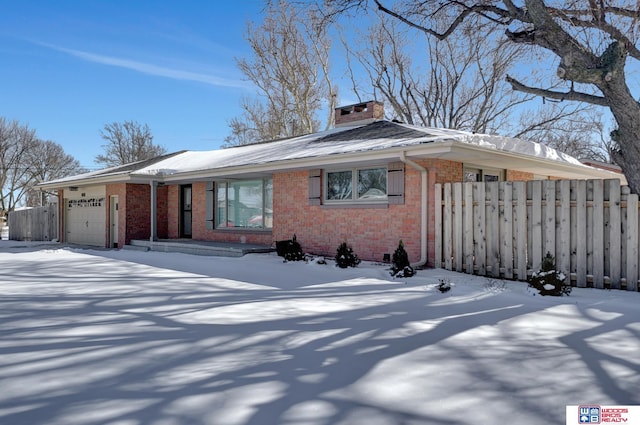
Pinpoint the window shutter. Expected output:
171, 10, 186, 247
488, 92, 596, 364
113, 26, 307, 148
387, 162, 405, 204
205, 181, 214, 229
308, 169, 322, 206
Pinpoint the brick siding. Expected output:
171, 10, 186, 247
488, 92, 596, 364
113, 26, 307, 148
125, 184, 151, 242
272, 167, 427, 264
121, 159, 556, 264
506, 170, 536, 181
167, 185, 180, 238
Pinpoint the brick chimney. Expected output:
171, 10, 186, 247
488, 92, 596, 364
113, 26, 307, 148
334, 101, 384, 127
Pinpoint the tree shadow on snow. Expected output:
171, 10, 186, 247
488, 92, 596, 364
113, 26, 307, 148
0, 250, 638, 425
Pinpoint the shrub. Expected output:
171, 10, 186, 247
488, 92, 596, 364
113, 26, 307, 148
437, 278, 452, 293
390, 240, 415, 278
275, 239, 291, 257
283, 234, 305, 262
335, 242, 361, 268
528, 252, 571, 296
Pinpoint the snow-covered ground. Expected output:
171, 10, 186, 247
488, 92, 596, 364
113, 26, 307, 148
0, 241, 638, 425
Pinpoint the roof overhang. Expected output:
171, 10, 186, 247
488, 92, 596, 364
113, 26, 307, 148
438, 142, 626, 182
36, 138, 625, 189
35, 173, 174, 191
152, 140, 624, 184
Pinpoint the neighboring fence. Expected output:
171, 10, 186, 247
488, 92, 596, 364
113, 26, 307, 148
8, 205, 58, 242
434, 179, 638, 291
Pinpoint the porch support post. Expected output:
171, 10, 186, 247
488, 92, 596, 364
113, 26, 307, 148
150, 180, 158, 242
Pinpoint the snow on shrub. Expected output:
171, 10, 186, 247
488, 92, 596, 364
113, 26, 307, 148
390, 240, 415, 278
437, 278, 452, 293
335, 241, 361, 268
281, 234, 306, 262
528, 252, 571, 296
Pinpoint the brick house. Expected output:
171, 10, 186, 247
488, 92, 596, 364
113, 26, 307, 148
37, 101, 624, 266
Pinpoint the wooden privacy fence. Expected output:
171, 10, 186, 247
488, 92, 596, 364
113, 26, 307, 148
434, 179, 638, 291
8, 205, 58, 242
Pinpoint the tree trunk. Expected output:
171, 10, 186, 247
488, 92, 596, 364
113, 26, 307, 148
599, 77, 640, 194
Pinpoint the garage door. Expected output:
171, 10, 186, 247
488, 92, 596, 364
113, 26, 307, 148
65, 197, 106, 246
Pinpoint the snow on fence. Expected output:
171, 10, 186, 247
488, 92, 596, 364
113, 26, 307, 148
434, 179, 638, 291
8, 205, 58, 242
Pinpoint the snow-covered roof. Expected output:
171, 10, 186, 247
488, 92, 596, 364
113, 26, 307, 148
38, 120, 620, 188
41, 150, 187, 185
132, 121, 586, 177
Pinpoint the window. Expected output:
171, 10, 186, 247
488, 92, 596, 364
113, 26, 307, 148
326, 167, 387, 202
215, 178, 273, 229
463, 166, 505, 182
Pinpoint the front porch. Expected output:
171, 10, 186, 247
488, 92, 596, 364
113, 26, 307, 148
126, 239, 275, 257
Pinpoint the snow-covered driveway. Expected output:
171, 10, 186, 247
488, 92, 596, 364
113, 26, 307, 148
1, 243, 638, 425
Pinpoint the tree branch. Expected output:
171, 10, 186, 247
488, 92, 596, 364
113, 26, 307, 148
373, 0, 511, 40
505, 75, 609, 106
549, 10, 640, 61
549, 6, 640, 20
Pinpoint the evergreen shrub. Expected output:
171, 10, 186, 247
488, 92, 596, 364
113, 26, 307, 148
390, 240, 415, 278
528, 252, 571, 296
335, 241, 361, 268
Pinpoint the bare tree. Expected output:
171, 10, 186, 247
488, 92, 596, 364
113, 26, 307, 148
225, 0, 336, 147
347, 14, 533, 130
512, 106, 611, 161
0, 118, 38, 216
95, 121, 165, 167
322, 0, 640, 193
340, 8, 604, 158
26, 140, 86, 207
0, 118, 86, 213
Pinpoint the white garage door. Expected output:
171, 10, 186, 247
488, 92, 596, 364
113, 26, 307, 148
65, 197, 106, 246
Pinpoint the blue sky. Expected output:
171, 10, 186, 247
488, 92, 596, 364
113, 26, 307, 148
0, 1, 267, 169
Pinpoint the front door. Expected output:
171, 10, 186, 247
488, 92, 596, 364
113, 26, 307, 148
180, 185, 192, 238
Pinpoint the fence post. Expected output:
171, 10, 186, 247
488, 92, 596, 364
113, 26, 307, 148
543, 181, 556, 259
443, 183, 453, 270
592, 180, 605, 289
558, 180, 571, 277
474, 183, 486, 275
463, 182, 474, 274
626, 193, 639, 291
514, 182, 527, 281
486, 182, 500, 277
453, 183, 463, 272
501, 182, 514, 279
530, 181, 543, 271
608, 180, 621, 289
575, 180, 587, 287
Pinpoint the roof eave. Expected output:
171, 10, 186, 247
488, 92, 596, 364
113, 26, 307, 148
37, 136, 626, 189
35, 173, 156, 191
443, 142, 626, 182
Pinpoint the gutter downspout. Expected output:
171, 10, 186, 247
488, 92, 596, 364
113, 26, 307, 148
400, 151, 428, 268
